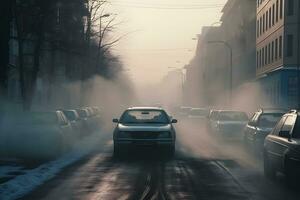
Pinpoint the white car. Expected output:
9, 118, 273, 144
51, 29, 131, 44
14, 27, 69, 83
113, 107, 177, 157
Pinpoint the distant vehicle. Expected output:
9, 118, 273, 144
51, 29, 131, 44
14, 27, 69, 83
264, 110, 300, 184
207, 109, 220, 133
76, 108, 92, 135
244, 108, 286, 154
178, 106, 192, 119
112, 107, 177, 157
211, 110, 248, 139
188, 108, 209, 119
61, 109, 83, 138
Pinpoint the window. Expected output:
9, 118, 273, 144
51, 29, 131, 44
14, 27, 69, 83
269, 7, 272, 28
257, 51, 259, 68
259, 49, 262, 67
276, 0, 279, 22
279, 36, 282, 58
280, 115, 296, 138
268, 43, 271, 64
257, 20, 259, 37
263, 13, 265, 32
275, 38, 278, 60
287, 0, 294, 16
260, 17, 262, 35
272, 4, 275, 25
287, 34, 293, 57
266, 11, 269, 30
265, 46, 268, 65
280, 0, 283, 19
271, 41, 274, 62
262, 48, 265, 66
272, 116, 286, 135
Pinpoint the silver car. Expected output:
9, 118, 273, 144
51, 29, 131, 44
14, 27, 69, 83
112, 107, 177, 157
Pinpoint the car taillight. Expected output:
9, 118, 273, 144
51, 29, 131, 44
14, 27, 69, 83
158, 132, 171, 138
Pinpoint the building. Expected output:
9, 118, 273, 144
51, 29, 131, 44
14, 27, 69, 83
184, 0, 257, 107
256, 0, 300, 108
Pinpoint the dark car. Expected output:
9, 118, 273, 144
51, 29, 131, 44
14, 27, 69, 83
244, 108, 286, 154
264, 110, 300, 184
76, 108, 92, 136
61, 109, 83, 138
211, 110, 248, 140
112, 107, 177, 157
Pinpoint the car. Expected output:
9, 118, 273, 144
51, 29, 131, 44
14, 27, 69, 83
112, 107, 177, 157
244, 108, 286, 154
264, 110, 300, 184
61, 109, 83, 138
1, 111, 73, 159
188, 108, 209, 120
207, 109, 220, 133
177, 106, 192, 119
211, 110, 248, 140
76, 108, 92, 136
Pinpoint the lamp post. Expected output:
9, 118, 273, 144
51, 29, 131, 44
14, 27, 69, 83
207, 40, 233, 107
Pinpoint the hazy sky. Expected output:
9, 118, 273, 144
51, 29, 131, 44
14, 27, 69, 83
108, 0, 227, 87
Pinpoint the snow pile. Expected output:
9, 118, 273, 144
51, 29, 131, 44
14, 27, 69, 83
0, 133, 106, 200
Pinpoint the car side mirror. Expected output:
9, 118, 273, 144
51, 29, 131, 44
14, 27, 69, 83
171, 119, 178, 123
112, 118, 119, 123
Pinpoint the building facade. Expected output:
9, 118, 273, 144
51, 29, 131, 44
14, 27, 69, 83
256, 0, 300, 108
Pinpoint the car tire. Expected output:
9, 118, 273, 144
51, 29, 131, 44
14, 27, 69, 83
264, 152, 276, 180
113, 145, 122, 158
285, 158, 297, 188
168, 145, 175, 157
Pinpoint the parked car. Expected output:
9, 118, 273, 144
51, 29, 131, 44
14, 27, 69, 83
1, 111, 73, 159
61, 109, 83, 138
244, 108, 286, 154
188, 108, 209, 119
177, 106, 192, 119
76, 108, 92, 136
211, 110, 248, 140
264, 110, 300, 184
207, 109, 219, 133
112, 107, 177, 157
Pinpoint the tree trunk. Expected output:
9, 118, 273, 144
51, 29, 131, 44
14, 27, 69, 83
0, 0, 12, 99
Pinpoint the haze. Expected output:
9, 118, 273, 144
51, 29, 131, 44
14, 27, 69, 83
109, 0, 227, 88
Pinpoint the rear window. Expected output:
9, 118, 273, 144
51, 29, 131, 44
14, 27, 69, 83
258, 113, 284, 128
77, 110, 88, 118
64, 111, 77, 121
218, 111, 248, 121
120, 110, 169, 124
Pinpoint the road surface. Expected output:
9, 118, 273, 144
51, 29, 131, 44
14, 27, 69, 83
21, 120, 300, 200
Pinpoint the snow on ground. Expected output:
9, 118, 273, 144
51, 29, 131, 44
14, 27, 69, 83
0, 132, 108, 200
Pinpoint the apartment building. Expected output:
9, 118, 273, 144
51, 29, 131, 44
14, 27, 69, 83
256, 0, 300, 107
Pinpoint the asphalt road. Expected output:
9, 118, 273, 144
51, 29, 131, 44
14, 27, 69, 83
21, 120, 300, 200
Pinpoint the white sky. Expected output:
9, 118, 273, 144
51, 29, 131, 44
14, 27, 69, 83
107, 0, 227, 87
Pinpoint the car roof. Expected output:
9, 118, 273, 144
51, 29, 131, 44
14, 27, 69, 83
258, 108, 287, 114
127, 106, 164, 111
218, 110, 246, 113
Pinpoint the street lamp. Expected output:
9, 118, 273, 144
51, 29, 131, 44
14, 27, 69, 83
207, 40, 233, 106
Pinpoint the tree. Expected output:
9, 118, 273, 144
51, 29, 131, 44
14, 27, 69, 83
0, 0, 12, 99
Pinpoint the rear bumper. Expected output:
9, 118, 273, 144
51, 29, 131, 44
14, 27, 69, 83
114, 139, 174, 147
